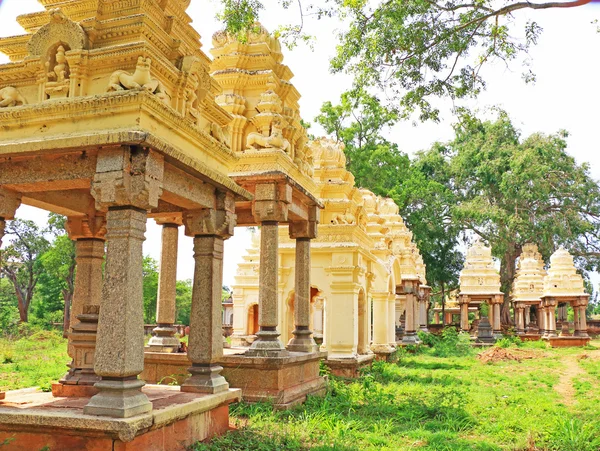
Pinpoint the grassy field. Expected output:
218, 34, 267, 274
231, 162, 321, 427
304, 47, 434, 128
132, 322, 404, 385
195, 336, 600, 451
1, 331, 599, 450
0, 330, 68, 392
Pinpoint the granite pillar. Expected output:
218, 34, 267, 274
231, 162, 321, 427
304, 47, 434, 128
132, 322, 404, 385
59, 238, 105, 389
492, 301, 502, 336
388, 296, 396, 345
574, 302, 589, 338
247, 221, 288, 356
460, 300, 469, 332
287, 233, 318, 353
418, 295, 428, 332
515, 306, 525, 335
402, 283, 418, 345
545, 299, 557, 338
148, 221, 181, 352
84, 208, 152, 418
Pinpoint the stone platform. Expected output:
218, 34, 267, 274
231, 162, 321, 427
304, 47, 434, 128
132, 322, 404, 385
220, 351, 328, 409
323, 354, 375, 378
519, 334, 542, 342
0, 385, 240, 451
548, 336, 591, 347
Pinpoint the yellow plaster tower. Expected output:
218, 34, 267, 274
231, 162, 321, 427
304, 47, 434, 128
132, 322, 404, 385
512, 243, 546, 335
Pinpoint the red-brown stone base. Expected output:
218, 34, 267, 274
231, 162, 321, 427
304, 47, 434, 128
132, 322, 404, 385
323, 354, 375, 378
0, 385, 240, 451
548, 336, 591, 347
519, 334, 542, 342
220, 351, 328, 409
51, 382, 99, 398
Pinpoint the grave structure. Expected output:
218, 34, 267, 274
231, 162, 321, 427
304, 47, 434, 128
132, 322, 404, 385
143, 24, 327, 409
230, 139, 425, 373
458, 242, 504, 339
541, 247, 590, 347
512, 244, 546, 340
0, 1, 256, 448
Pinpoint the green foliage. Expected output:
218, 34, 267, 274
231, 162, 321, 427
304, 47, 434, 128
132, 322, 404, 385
544, 417, 600, 451
421, 327, 473, 358
142, 256, 159, 324
175, 279, 193, 325
215, 0, 584, 120
495, 335, 522, 349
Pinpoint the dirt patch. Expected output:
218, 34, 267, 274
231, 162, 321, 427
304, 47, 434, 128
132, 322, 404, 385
477, 347, 540, 364
554, 349, 600, 406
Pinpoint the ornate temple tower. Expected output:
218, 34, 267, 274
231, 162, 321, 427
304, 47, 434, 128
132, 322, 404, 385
458, 241, 503, 336
513, 243, 546, 334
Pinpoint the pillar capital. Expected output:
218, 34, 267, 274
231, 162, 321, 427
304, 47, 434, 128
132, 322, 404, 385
184, 208, 236, 239
154, 213, 184, 227
91, 146, 164, 211
252, 183, 291, 223
67, 213, 107, 241
0, 187, 21, 220
289, 220, 318, 240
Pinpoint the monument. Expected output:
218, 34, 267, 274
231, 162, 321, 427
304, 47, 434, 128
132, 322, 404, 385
512, 244, 546, 340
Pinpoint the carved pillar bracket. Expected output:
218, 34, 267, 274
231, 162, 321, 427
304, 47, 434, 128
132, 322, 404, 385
148, 214, 184, 353
181, 193, 236, 394
0, 188, 22, 225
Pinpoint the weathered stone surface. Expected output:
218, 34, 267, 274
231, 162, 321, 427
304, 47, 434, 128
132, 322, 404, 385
0, 187, 21, 220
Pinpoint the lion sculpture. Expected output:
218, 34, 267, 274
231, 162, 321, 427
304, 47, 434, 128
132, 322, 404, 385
0, 87, 26, 108
246, 120, 290, 153
107, 57, 169, 103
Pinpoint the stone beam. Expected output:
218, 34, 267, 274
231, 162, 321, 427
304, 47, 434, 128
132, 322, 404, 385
162, 165, 216, 210
0, 152, 96, 192
22, 190, 95, 217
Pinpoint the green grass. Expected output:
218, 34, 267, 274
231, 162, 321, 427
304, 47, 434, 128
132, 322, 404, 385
0, 330, 68, 392
195, 338, 600, 451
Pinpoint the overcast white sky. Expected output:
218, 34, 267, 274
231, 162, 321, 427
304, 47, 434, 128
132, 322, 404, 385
1, 1, 599, 287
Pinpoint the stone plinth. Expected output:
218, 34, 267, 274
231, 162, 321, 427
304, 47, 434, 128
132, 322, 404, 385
519, 334, 542, 342
323, 354, 376, 378
220, 352, 327, 409
548, 336, 591, 348
142, 352, 191, 386
0, 386, 240, 451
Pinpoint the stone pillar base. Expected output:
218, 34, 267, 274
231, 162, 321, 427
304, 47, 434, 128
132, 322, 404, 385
323, 354, 376, 378
84, 379, 152, 418
220, 351, 327, 409
246, 329, 289, 357
371, 344, 394, 361
401, 332, 419, 345
549, 336, 591, 347
574, 330, 589, 338
147, 325, 180, 353
419, 325, 429, 332
286, 329, 319, 353
0, 386, 240, 451
181, 364, 229, 395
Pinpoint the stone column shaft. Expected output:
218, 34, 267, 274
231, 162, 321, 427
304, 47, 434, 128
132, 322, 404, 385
402, 293, 417, 344
247, 221, 288, 356
460, 302, 469, 331
61, 238, 105, 388
148, 223, 180, 352
418, 297, 428, 332
287, 237, 318, 353
574, 304, 589, 338
492, 302, 501, 336
84, 208, 151, 418
515, 308, 525, 334
546, 302, 557, 337
388, 297, 396, 345
371, 293, 393, 355
181, 236, 228, 394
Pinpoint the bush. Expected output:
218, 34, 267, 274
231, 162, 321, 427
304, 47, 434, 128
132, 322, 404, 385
496, 335, 522, 349
426, 327, 472, 357
544, 417, 600, 451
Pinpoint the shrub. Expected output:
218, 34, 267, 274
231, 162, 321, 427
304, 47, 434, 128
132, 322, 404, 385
544, 417, 600, 451
495, 335, 522, 349
429, 327, 472, 357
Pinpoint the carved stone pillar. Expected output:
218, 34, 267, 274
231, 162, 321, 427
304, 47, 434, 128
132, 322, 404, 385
401, 279, 419, 345
574, 298, 589, 338
545, 298, 557, 338
181, 194, 236, 394
371, 292, 393, 356
459, 296, 470, 332
148, 217, 182, 352
418, 294, 428, 332
515, 305, 525, 335
85, 146, 163, 418
59, 218, 106, 392
388, 295, 396, 345
287, 215, 318, 353
492, 297, 502, 337
524, 306, 531, 328
247, 183, 290, 357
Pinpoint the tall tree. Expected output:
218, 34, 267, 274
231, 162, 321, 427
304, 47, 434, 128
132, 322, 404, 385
217, 0, 592, 120
0, 219, 50, 322
443, 110, 600, 322
143, 256, 159, 324
39, 214, 76, 336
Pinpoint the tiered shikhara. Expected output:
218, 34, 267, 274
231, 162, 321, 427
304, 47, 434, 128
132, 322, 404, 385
512, 244, 546, 334
458, 241, 504, 335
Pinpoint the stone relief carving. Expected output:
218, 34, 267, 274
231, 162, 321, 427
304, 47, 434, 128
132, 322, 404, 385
246, 119, 290, 152
180, 56, 212, 123
27, 9, 88, 57
206, 122, 231, 147
45, 45, 70, 99
0, 87, 26, 108
331, 211, 356, 225
107, 57, 169, 104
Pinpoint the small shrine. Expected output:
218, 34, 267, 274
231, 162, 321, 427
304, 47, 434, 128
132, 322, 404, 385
512, 244, 546, 338
542, 247, 590, 346
458, 241, 504, 338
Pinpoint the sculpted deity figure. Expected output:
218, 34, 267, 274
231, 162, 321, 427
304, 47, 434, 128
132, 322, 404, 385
107, 57, 169, 104
47, 45, 69, 83
0, 87, 26, 107
246, 119, 290, 153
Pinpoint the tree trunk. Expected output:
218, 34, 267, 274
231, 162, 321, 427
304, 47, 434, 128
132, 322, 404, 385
500, 243, 522, 326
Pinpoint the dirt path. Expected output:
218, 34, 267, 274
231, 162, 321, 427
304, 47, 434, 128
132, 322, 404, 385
554, 349, 600, 406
